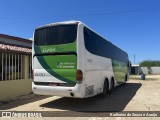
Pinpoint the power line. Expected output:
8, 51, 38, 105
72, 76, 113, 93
0, 7, 160, 20
0, 7, 160, 26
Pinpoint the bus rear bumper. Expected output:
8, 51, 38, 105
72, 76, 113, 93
32, 82, 85, 98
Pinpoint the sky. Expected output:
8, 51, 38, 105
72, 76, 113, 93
0, 0, 160, 64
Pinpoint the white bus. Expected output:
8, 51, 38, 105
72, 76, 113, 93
32, 21, 130, 98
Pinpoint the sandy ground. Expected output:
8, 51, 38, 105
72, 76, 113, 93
0, 76, 160, 120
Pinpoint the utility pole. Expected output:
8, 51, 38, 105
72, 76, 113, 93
133, 54, 136, 65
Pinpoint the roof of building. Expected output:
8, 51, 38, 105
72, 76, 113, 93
132, 64, 140, 67
0, 34, 32, 43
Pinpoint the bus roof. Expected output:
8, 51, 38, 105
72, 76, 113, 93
35, 20, 128, 57
35, 20, 80, 30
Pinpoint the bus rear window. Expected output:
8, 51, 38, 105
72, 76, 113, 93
34, 24, 77, 46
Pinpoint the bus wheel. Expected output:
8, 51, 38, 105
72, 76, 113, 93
100, 79, 109, 97
109, 78, 114, 93
125, 75, 128, 83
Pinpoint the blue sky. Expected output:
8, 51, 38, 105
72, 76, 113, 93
0, 0, 160, 64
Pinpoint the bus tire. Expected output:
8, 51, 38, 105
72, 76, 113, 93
125, 75, 128, 82
109, 78, 114, 93
100, 79, 109, 97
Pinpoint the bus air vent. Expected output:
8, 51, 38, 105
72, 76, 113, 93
85, 85, 94, 96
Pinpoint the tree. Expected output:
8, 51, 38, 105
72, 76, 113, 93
139, 60, 160, 67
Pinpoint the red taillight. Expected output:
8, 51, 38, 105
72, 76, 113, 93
76, 69, 83, 83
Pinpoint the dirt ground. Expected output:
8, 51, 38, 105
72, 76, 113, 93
0, 75, 160, 120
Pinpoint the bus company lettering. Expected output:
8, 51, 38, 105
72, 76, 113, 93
42, 47, 64, 53
57, 62, 75, 69
42, 48, 56, 53
35, 73, 45, 77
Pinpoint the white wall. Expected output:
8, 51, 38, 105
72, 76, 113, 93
150, 67, 160, 74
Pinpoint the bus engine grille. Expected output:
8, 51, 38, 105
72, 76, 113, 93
85, 85, 94, 96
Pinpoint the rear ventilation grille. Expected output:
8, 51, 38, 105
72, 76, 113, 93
85, 85, 94, 96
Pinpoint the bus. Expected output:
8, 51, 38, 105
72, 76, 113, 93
32, 20, 130, 98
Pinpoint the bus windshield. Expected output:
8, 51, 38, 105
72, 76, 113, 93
34, 24, 77, 46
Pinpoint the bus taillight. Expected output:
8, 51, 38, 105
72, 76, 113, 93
76, 69, 83, 83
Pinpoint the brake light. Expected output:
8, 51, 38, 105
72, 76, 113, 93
76, 69, 83, 83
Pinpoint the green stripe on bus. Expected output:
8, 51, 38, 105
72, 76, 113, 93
34, 44, 77, 84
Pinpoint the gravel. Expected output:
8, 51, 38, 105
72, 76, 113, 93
0, 76, 160, 120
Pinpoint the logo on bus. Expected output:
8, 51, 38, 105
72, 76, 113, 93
42, 47, 64, 53
42, 48, 56, 53
35, 73, 45, 77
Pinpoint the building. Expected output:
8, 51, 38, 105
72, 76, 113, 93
130, 64, 160, 75
0, 34, 32, 100
130, 64, 149, 75
130, 64, 140, 75
150, 67, 160, 74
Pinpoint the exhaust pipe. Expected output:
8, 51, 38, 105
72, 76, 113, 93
70, 92, 74, 97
